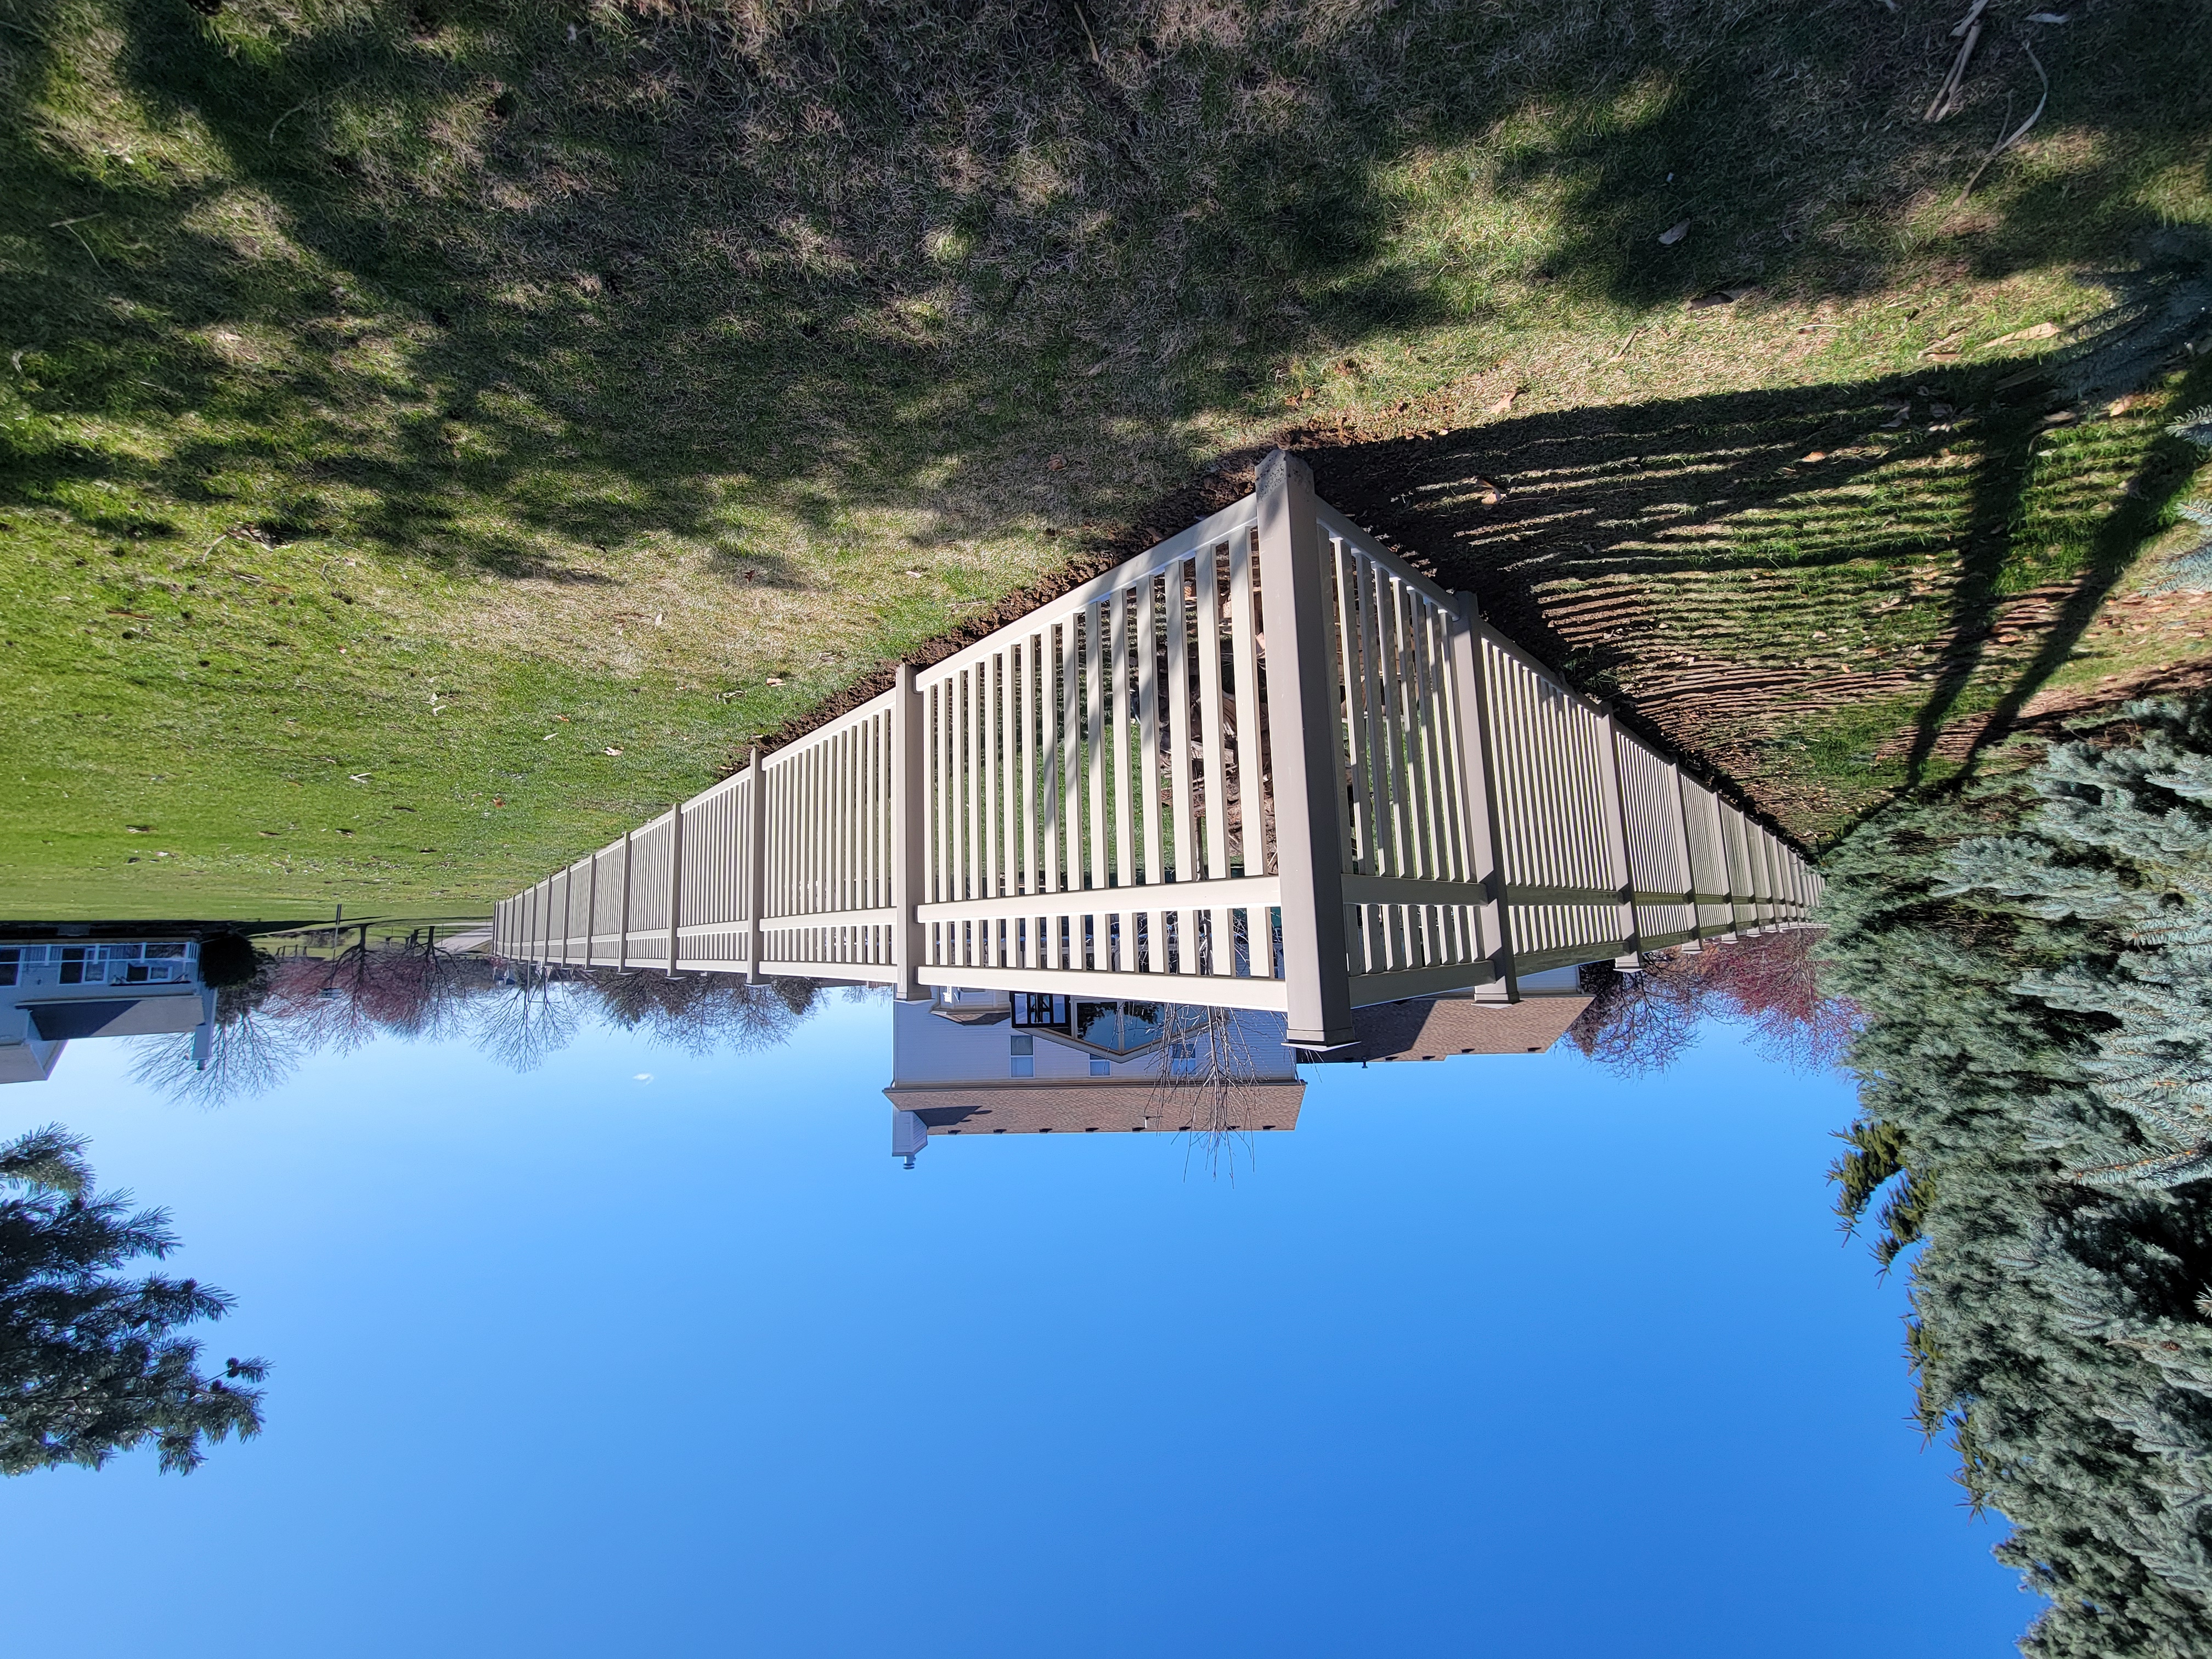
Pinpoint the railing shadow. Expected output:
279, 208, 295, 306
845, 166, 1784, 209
1296, 340, 2212, 833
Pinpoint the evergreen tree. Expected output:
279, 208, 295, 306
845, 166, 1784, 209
0, 1125, 266, 1475
1820, 701, 2212, 1655
2153, 404, 2212, 591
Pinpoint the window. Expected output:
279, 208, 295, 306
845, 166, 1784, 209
1089, 1058, 1111, 1076
1011, 993, 1070, 1031
1010, 1034, 1034, 1079
0, 949, 16, 989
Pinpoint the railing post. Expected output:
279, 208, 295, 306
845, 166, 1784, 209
554, 867, 570, 966
1594, 703, 1642, 969
1759, 828, 1781, 933
1717, 797, 1742, 940
743, 747, 768, 984
1668, 762, 1702, 950
583, 850, 599, 969
664, 801, 684, 978
617, 830, 633, 972
1448, 593, 1519, 1002
1716, 787, 1734, 938
890, 664, 929, 1001
1751, 828, 1769, 932
1254, 448, 1355, 1048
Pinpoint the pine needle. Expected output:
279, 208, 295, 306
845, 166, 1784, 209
1957, 44, 2050, 203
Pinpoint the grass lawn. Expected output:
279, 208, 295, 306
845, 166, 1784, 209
4, 0, 2211, 918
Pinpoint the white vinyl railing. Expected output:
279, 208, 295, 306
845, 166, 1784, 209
495, 451, 1822, 1044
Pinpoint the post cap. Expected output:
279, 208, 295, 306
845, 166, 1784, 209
1256, 447, 1313, 494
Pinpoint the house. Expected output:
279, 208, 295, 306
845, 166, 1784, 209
0, 938, 215, 1085
886, 990, 1305, 1163
1322, 966, 1595, 1065
886, 968, 1598, 1161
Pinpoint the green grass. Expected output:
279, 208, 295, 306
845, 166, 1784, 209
4, 0, 2211, 915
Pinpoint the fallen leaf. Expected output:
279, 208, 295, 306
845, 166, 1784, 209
348, 772, 370, 782
1978, 320, 2061, 349
1801, 452, 1828, 462
1487, 385, 1525, 416
1657, 218, 1691, 245
765, 676, 784, 686
603, 746, 624, 756
903, 569, 924, 578
1688, 285, 1756, 310
1046, 454, 1066, 471
554, 713, 571, 722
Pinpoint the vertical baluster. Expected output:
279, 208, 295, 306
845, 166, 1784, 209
1374, 572, 1415, 969
1410, 601, 1455, 963
1166, 562, 1196, 974
1331, 541, 1374, 976
1061, 614, 1081, 901
1041, 633, 1062, 906
1110, 588, 1133, 973
1138, 576, 1163, 973
1014, 639, 1032, 964
1001, 651, 1019, 928
1195, 543, 1231, 974
1227, 526, 1267, 888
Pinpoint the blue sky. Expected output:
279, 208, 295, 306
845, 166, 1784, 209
0, 999, 2028, 1657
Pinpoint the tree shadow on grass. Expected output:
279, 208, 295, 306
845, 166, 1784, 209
2, 0, 2208, 586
